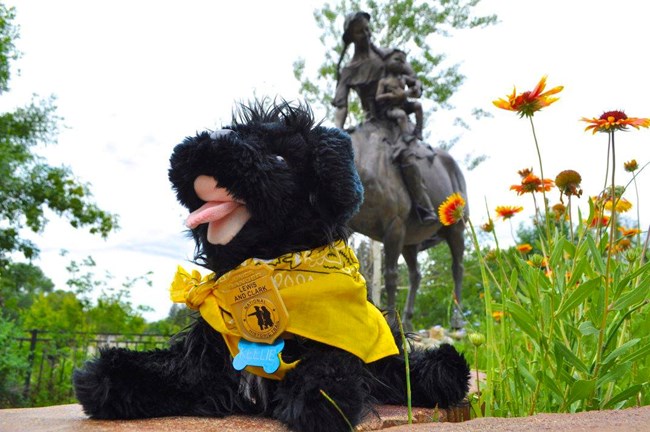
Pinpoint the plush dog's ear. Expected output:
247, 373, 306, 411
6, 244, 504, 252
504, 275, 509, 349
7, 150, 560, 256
308, 126, 364, 224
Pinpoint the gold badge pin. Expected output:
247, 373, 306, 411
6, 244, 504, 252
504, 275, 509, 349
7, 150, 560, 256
216, 263, 289, 343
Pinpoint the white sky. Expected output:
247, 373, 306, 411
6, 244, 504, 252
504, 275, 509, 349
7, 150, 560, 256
3, 0, 650, 322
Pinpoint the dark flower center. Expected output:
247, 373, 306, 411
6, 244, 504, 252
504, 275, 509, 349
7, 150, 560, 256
600, 110, 627, 121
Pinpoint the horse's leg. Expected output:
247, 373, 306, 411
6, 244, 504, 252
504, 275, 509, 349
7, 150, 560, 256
447, 225, 466, 331
400, 244, 421, 332
383, 218, 406, 321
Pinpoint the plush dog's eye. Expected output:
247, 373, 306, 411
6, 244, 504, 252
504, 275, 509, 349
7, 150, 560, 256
276, 155, 286, 163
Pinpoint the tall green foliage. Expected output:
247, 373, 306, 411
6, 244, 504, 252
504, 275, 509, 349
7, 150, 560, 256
463, 76, 650, 415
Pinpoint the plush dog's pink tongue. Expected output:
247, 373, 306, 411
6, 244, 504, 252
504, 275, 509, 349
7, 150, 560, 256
186, 175, 251, 245
186, 201, 241, 229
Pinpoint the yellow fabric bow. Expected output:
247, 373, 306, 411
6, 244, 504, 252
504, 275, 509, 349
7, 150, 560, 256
170, 267, 215, 308
170, 241, 398, 380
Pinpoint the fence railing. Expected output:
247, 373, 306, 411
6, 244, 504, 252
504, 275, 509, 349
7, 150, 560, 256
11, 329, 171, 407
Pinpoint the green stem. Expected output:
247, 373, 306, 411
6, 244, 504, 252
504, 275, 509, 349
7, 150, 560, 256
602, 136, 611, 196
642, 225, 650, 265
568, 195, 574, 243
528, 378, 542, 415
467, 218, 495, 416
632, 175, 641, 243
474, 346, 481, 400
594, 131, 617, 393
320, 390, 354, 432
529, 116, 546, 189
603, 318, 630, 407
396, 311, 412, 424
601, 302, 646, 360
483, 199, 512, 294
528, 116, 552, 249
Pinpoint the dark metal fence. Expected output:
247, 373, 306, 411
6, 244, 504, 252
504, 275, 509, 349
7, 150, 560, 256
12, 330, 171, 407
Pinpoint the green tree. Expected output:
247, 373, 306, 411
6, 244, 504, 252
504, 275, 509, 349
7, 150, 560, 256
0, 316, 28, 407
0, 2, 18, 93
20, 290, 86, 334
85, 273, 152, 335
0, 262, 53, 322
293, 0, 496, 139
63, 256, 151, 334
0, 4, 118, 267
17, 255, 153, 334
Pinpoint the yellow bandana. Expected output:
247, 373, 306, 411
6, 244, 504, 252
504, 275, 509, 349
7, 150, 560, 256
170, 241, 398, 380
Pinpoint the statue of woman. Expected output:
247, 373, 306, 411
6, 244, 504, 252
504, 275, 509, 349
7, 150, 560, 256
332, 12, 437, 224
332, 11, 388, 129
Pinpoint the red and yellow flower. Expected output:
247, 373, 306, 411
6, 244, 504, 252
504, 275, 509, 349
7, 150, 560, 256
609, 238, 632, 254
511, 173, 554, 195
581, 110, 650, 134
518, 167, 533, 178
526, 255, 552, 277
495, 205, 523, 220
624, 159, 639, 172
493, 75, 563, 117
618, 226, 641, 237
516, 243, 533, 254
438, 193, 466, 226
484, 249, 498, 262
555, 170, 583, 200
527, 255, 549, 269
587, 213, 610, 228
481, 219, 494, 233
551, 203, 567, 221
604, 197, 633, 213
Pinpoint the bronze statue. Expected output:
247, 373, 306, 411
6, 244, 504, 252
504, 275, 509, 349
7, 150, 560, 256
333, 11, 436, 224
333, 11, 384, 128
332, 11, 468, 331
376, 48, 424, 142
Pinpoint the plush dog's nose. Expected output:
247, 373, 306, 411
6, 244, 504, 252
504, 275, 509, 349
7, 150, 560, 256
194, 175, 232, 202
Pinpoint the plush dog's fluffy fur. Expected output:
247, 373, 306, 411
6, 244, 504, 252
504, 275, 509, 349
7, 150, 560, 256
73, 101, 470, 432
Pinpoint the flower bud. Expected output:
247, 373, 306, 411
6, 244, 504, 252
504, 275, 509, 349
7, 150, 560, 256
468, 332, 486, 347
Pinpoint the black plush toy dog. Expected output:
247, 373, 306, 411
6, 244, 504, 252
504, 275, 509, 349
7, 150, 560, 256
73, 100, 470, 432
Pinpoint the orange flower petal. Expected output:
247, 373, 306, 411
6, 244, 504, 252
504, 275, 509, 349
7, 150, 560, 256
438, 193, 466, 226
493, 76, 562, 117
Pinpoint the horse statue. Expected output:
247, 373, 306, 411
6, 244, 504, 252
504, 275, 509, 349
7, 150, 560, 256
330, 11, 469, 331
347, 119, 468, 332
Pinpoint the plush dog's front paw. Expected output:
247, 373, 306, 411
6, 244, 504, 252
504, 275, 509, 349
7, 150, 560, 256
73, 347, 183, 419
410, 343, 470, 408
272, 351, 372, 432
73, 348, 134, 419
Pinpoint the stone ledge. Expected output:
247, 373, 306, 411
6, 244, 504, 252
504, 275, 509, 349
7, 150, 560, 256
2, 404, 650, 432
384, 405, 650, 431
0, 403, 466, 432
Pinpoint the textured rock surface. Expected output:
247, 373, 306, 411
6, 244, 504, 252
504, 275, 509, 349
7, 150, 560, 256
2, 404, 650, 432
0, 404, 457, 431
384, 406, 650, 431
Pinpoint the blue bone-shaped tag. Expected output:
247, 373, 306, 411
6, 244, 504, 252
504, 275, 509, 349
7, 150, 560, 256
232, 339, 284, 374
